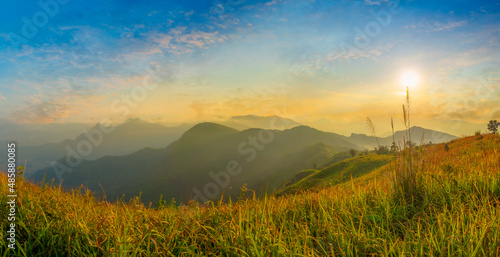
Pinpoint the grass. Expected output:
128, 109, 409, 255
277, 153, 394, 195
318, 150, 355, 169
1, 133, 499, 256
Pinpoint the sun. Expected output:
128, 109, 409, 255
401, 71, 419, 88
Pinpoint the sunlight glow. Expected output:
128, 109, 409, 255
401, 71, 419, 88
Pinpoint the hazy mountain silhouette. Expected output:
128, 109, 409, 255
9, 119, 189, 175
0, 119, 90, 146
28, 121, 460, 205
31, 122, 358, 204
347, 126, 457, 149
222, 115, 301, 130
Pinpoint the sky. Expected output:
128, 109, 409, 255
0, 0, 499, 136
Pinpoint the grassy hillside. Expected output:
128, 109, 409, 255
1, 134, 499, 256
277, 153, 394, 195
318, 150, 354, 169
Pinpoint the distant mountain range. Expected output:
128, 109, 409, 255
222, 115, 302, 130
1, 115, 303, 175
0, 119, 190, 175
31, 123, 358, 204
347, 126, 457, 149
29, 120, 458, 205
0, 119, 90, 146
0, 114, 459, 205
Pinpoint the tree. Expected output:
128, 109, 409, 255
349, 149, 356, 157
377, 146, 390, 155
488, 120, 499, 134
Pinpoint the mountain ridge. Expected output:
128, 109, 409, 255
31, 122, 358, 204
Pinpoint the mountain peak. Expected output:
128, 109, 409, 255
231, 114, 259, 120
188, 122, 238, 132
289, 125, 320, 132
124, 117, 146, 124
178, 122, 239, 144
225, 115, 301, 130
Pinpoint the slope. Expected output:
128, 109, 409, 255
3, 134, 499, 256
277, 153, 394, 195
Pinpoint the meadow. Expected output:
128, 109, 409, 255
1, 132, 499, 256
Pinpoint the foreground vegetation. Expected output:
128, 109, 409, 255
1, 134, 500, 256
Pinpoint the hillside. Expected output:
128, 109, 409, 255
277, 154, 394, 195
2, 134, 499, 256
318, 150, 355, 169
31, 123, 358, 204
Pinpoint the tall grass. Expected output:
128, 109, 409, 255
366, 117, 381, 149
391, 117, 396, 152
391, 86, 426, 208
1, 133, 500, 256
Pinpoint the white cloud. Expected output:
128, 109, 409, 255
153, 34, 173, 48
184, 10, 195, 19
177, 31, 225, 48
265, 0, 279, 7
405, 20, 468, 32
122, 47, 162, 59
364, 0, 389, 6
431, 20, 468, 31
331, 42, 395, 62
149, 27, 227, 55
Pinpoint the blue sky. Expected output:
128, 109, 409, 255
0, 0, 499, 135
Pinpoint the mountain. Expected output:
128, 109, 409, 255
0, 119, 90, 146
31, 123, 359, 204
27, 122, 459, 205
347, 126, 457, 149
2, 119, 189, 176
222, 115, 302, 130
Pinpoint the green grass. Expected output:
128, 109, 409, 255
1, 134, 500, 256
277, 153, 394, 195
318, 150, 354, 169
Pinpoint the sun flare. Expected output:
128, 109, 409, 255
401, 71, 419, 88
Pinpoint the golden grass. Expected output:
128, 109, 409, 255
1, 134, 499, 256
